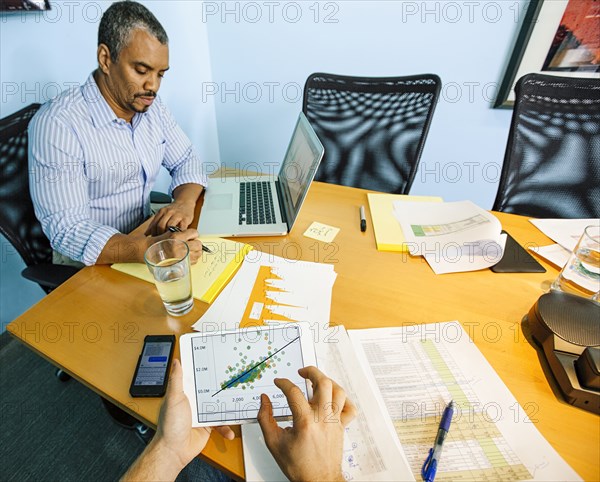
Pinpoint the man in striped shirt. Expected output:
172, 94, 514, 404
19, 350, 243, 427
29, 1, 205, 266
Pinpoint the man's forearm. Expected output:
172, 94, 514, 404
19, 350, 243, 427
121, 439, 186, 482
96, 233, 151, 264
172, 183, 203, 207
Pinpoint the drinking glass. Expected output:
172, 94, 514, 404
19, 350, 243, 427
145, 239, 194, 316
551, 225, 600, 299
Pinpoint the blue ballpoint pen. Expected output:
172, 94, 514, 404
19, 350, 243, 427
421, 400, 455, 482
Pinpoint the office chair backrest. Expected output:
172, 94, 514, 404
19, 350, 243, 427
0, 103, 52, 267
302, 73, 441, 194
493, 73, 600, 218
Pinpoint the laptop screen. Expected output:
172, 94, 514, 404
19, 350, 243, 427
278, 113, 324, 229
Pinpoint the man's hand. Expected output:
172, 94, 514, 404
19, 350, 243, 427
257, 366, 357, 482
145, 200, 196, 236
162, 229, 203, 265
97, 229, 203, 264
153, 359, 235, 469
146, 183, 203, 236
121, 359, 234, 481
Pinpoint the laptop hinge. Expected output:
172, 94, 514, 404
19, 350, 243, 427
274, 179, 288, 228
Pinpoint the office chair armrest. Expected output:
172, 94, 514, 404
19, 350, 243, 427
150, 191, 171, 204
21, 264, 80, 290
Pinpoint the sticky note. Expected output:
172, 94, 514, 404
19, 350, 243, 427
303, 222, 340, 243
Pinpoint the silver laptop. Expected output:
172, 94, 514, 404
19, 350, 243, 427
198, 112, 324, 237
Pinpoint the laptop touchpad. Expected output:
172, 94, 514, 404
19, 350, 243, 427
206, 193, 233, 210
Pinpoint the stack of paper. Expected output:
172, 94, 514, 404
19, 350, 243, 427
393, 200, 506, 274
530, 218, 599, 252
111, 237, 252, 304
528, 218, 600, 269
348, 322, 581, 481
192, 250, 337, 332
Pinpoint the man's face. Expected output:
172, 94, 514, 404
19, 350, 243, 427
102, 28, 169, 120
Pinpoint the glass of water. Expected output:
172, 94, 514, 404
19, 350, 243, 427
145, 239, 194, 316
551, 224, 600, 299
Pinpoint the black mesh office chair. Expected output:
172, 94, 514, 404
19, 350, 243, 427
493, 73, 600, 218
0, 103, 79, 293
1, 104, 159, 437
302, 73, 441, 193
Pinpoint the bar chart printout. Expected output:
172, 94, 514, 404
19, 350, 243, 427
190, 325, 307, 424
348, 322, 581, 482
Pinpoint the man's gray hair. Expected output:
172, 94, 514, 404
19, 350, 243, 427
98, 1, 168, 61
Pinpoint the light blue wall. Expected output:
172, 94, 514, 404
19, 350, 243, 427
0, 0, 217, 332
205, 0, 524, 204
1, 0, 527, 330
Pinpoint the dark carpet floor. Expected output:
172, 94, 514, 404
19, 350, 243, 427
0, 331, 144, 482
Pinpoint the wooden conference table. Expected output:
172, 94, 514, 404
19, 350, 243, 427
8, 182, 600, 480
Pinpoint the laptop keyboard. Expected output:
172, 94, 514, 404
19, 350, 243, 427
239, 182, 277, 225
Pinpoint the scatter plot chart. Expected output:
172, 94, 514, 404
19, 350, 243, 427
219, 339, 288, 391
189, 324, 311, 424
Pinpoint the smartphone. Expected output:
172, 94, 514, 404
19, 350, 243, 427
129, 335, 176, 397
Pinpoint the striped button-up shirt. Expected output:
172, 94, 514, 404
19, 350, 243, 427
29, 73, 206, 266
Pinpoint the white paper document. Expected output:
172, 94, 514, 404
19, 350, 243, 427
242, 326, 414, 481
529, 244, 571, 269
530, 218, 600, 251
392, 200, 505, 274
347, 322, 581, 481
242, 422, 290, 481
192, 251, 337, 333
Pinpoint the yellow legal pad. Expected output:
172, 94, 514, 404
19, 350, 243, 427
111, 238, 253, 304
367, 193, 443, 252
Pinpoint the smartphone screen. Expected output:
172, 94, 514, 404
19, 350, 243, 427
130, 335, 175, 397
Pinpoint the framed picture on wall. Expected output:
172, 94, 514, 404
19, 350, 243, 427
0, 0, 50, 11
495, 0, 600, 108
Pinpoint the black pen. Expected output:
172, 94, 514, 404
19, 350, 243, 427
359, 205, 367, 232
168, 226, 212, 253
